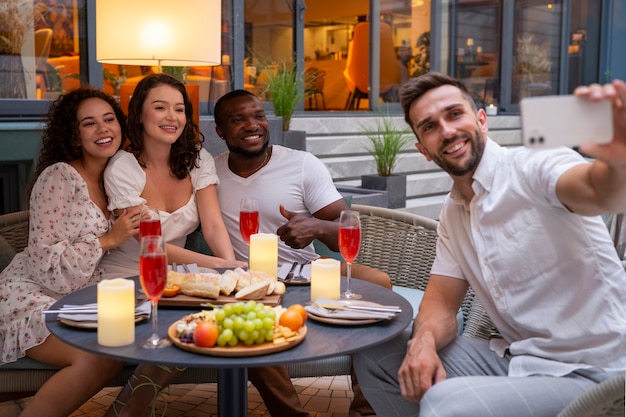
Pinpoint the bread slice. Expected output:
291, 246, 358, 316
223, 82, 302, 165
167, 270, 186, 287
250, 270, 276, 295
273, 281, 286, 295
235, 280, 270, 300
219, 269, 239, 295
179, 272, 221, 299
234, 267, 251, 291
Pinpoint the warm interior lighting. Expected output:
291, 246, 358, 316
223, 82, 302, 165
96, 0, 222, 71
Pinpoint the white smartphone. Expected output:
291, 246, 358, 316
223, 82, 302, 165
520, 95, 613, 148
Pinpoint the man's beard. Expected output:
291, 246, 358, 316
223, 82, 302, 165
430, 128, 485, 177
227, 139, 269, 159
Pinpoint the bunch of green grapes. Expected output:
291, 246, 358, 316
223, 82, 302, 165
213, 301, 277, 346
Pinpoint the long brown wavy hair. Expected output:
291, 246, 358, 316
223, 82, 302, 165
125, 73, 204, 180
27, 88, 128, 201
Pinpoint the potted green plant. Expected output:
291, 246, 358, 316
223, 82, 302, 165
360, 112, 413, 208
263, 61, 307, 150
410, 30, 431, 77
0, 0, 29, 98
513, 35, 552, 99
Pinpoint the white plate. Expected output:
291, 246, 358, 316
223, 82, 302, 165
306, 311, 382, 326
305, 300, 395, 326
59, 314, 149, 329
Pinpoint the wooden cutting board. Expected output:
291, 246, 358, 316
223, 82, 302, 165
168, 321, 306, 357
141, 292, 284, 307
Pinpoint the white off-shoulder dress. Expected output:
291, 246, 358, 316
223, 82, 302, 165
0, 163, 108, 364
99, 149, 219, 279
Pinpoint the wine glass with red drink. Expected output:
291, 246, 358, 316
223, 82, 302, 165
339, 210, 362, 299
139, 235, 170, 348
140, 205, 161, 238
239, 197, 259, 245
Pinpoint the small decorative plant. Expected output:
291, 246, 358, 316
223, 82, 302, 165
361, 112, 412, 177
410, 30, 431, 77
263, 61, 304, 131
163, 66, 188, 83
513, 35, 551, 82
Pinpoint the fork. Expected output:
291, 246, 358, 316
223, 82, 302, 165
293, 261, 311, 281
285, 261, 298, 281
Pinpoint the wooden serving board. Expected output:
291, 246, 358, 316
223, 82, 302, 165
168, 321, 306, 357
141, 292, 283, 307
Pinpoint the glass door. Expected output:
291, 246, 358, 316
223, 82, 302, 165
510, 0, 562, 105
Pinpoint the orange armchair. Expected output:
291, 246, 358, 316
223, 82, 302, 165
343, 22, 404, 110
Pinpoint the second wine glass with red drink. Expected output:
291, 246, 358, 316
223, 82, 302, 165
140, 205, 161, 238
139, 235, 170, 348
339, 210, 362, 299
239, 197, 259, 245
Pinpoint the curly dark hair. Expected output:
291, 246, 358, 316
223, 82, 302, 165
27, 87, 128, 198
125, 73, 204, 180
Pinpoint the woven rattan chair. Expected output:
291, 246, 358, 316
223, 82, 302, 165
0, 210, 30, 271
351, 204, 476, 324
351, 204, 438, 291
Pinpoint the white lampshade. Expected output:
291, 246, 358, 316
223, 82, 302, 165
96, 0, 222, 68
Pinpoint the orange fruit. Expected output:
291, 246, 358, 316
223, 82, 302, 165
287, 304, 307, 323
279, 309, 303, 331
162, 285, 180, 297
194, 321, 219, 347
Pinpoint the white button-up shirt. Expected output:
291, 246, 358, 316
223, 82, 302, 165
432, 138, 626, 377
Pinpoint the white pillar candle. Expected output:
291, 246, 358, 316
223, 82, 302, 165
97, 278, 135, 347
310, 258, 341, 302
249, 233, 278, 279
486, 104, 498, 116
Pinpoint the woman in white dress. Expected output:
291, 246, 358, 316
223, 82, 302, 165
101, 73, 246, 417
100, 74, 245, 279
0, 89, 141, 417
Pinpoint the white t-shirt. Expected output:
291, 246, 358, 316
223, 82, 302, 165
214, 145, 343, 264
431, 138, 626, 376
99, 149, 219, 279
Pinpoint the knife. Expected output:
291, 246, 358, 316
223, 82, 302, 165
314, 302, 401, 313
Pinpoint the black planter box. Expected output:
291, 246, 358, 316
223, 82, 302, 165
361, 174, 407, 209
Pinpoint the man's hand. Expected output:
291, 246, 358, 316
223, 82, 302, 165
276, 205, 320, 249
398, 331, 447, 403
575, 79, 626, 165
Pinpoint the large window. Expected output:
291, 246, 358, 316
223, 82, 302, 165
0, 0, 609, 118
448, 0, 603, 114
241, 0, 431, 111
0, 0, 80, 100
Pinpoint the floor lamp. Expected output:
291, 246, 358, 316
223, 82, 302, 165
95, 0, 221, 124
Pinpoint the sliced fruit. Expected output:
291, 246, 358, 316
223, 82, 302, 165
162, 285, 180, 297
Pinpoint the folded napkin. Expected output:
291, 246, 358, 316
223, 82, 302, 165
57, 300, 151, 322
278, 263, 312, 281
314, 297, 401, 312
305, 304, 396, 320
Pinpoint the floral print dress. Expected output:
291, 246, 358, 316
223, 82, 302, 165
0, 163, 109, 364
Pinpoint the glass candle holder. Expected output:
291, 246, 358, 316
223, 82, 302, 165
97, 278, 135, 347
310, 258, 341, 302
249, 233, 278, 279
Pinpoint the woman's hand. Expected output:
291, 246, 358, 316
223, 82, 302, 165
200, 256, 248, 269
100, 208, 141, 252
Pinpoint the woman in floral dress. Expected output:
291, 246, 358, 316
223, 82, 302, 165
0, 88, 141, 417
